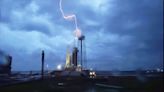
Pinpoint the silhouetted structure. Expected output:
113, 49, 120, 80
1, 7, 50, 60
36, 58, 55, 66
78, 35, 85, 69
0, 54, 12, 75
41, 50, 45, 79
72, 47, 78, 67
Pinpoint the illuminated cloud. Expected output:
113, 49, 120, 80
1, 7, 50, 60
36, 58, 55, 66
79, 0, 114, 14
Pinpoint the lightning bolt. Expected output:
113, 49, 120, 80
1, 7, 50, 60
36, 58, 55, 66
59, 0, 81, 38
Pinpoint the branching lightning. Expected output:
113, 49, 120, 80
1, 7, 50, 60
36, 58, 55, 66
59, 0, 81, 38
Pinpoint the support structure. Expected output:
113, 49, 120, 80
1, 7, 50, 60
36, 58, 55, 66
78, 35, 85, 69
72, 47, 78, 67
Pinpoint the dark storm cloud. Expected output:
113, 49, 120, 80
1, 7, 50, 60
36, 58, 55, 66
0, 0, 163, 70
75, 0, 163, 70
94, 0, 163, 70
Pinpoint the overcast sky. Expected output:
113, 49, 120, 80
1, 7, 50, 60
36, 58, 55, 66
0, 0, 163, 71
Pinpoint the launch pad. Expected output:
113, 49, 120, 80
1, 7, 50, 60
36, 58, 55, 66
55, 34, 93, 77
